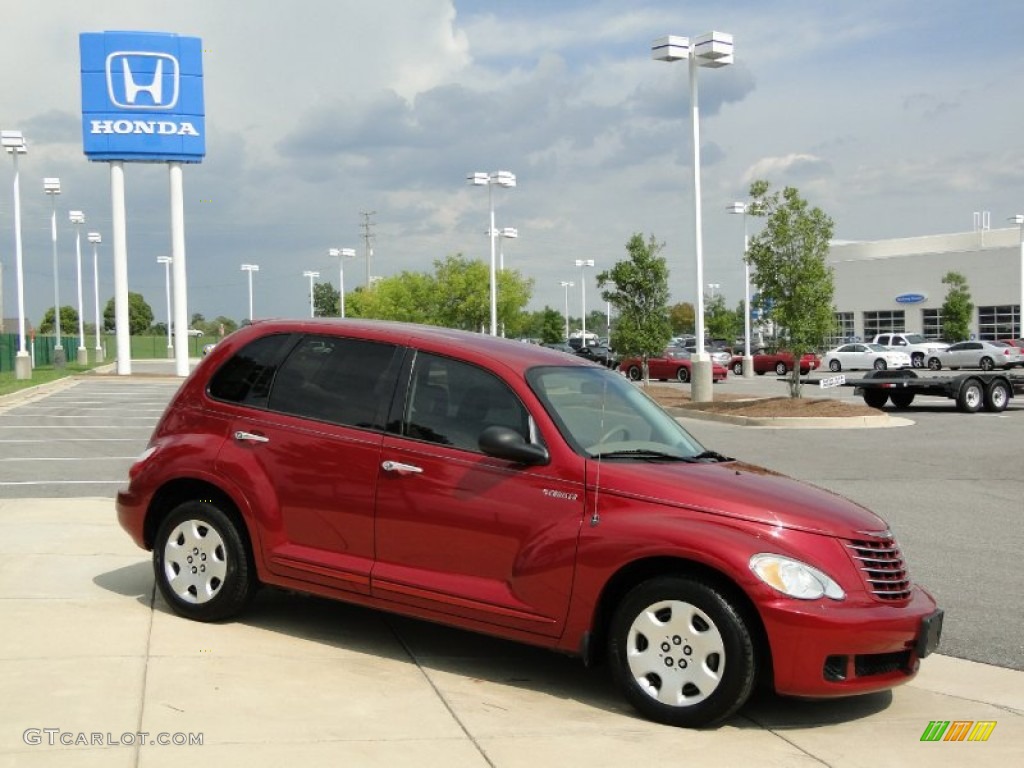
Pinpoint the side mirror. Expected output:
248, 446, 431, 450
478, 426, 549, 466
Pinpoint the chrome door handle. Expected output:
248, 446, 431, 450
382, 460, 423, 475
234, 431, 270, 443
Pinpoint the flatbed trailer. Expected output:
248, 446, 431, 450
837, 369, 1024, 413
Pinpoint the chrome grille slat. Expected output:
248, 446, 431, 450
846, 537, 912, 601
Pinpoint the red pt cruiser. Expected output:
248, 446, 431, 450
117, 319, 942, 727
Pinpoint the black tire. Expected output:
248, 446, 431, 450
889, 391, 915, 409
627, 365, 642, 381
828, 359, 841, 372
732, 361, 743, 376
985, 380, 1010, 412
979, 357, 994, 372
956, 379, 984, 413
774, 362, 787, 376
911, 352, 924, 369
873, 358, 888, 371
676, 366, 690, 383
607, 576, 756, 728
927, 357, 942, 371
153, 500, 255, 622
862, 389, 889, 409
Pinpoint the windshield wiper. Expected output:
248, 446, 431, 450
589, 449, 689, 461
691, 450, 734, 463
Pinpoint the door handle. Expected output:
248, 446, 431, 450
382, 460, 423, 475
234, 430, 270, 443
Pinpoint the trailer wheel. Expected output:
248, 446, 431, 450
862, 389, 889, 409
985, 380, 1010, 412
956, 379, 984, 413
927, 357, 942, 371
890, 391, 915, 409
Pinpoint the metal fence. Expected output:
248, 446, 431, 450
0, 333, 206, 372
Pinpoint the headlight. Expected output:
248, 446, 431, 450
749, 553, 845, 600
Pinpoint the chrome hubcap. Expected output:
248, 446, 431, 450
626, 600, 725, 707
163, 519, 228, 604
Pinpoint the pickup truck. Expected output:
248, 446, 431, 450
871, 333, 949, 369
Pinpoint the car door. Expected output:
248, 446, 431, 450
372, 351, 585, 638
213, 333, 404, 596
646, 351, 671, 379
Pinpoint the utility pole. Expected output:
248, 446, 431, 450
360, 210, 376, 289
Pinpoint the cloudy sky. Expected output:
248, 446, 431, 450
1, 0, 1022, 330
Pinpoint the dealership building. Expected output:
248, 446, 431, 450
827, 226, 1022, 343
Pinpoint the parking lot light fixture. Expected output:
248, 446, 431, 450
240, 263, 259, 322
157, 256, 173, 357
728, 201, 755, 377
328, 248, 356, 317
653, 30, 734, 402
498, 227, 518, 271
574, 259, 595, 340
303, 270, 319, 318
560, 280, 575, 339
2, 130, 30, 378
88, 232, 104, 361
468, 170, 516, 335
43, 176, 65, 367
69, 210, 89, 365
1012, 214, 1024, 338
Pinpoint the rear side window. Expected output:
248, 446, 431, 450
268, 335, 403, 430
208, 333, 297, 408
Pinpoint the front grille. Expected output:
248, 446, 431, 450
855, 651, 911, 677
846, 537, 912, 600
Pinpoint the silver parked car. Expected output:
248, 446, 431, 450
821, 343, 912, 372
928, 340, 1024, 371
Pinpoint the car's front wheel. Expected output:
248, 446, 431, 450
153, 500, 255, 622
911, 352, 924, 368
607, 576, 757, 728
676, 366, 690, 383
627, 365, 642, 381
829, 359, 842, 372
774, 362, 787, 376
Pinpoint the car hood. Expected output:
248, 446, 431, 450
592, 459, 886, 538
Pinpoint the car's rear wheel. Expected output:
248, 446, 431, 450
873, 359, 887, 371
154, 500, 255, 622
774, 362, 787, 376
732, 361, 743, 375
676, 366, 690, 383
829, 359, 841, 372
911, 352, 924, 368
627, 365, 642, 381
927, 357, 942, 371
979, 357, 994, 371
608, 576, 756, 728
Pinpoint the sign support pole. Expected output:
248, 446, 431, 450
110, 160, 131, 375
169, 162, 189, 377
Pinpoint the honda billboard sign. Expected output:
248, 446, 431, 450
80, 31, 205, 162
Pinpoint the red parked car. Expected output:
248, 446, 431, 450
619, 348, 728, 383
729, 350, 820, 376
117, 319, 941, 728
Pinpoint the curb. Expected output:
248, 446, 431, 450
670, 407, 914, 429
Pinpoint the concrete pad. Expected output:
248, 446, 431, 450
910, 654, 1024, 712
1, 747, 137, 768
0, 554, 149, 600
0, 497, 138, 557
0, 599, 152, 659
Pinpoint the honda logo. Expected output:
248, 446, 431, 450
105, 52, 179, 110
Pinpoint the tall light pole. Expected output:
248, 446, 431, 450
240, 264, 259, 323
498, 227, 518, 271
1, 130, 30, 379
43, 176, 64, 368
303, 270, 319, 318
560, 280, 574, 340
88, 232, 103, 362
328, 248, 355, 317
728, 201, 754, 376
706, 282, 720, 301
157, 256, 173, 357
1010, 215, 1024, 339
468, 170, 516, 336
574, 259, 595, 340
653, 31, 734, 401
69, 210, 88, 365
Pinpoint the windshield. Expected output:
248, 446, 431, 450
526, 365, 706, 459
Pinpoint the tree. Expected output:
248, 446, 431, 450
103, 292, 154, 335
39, 305, 78, 336
705, 295, 741, 342
940, 271, 973, 342
596, 233, 672, 384
745, 180, 835, 397
668, 302, 695, 336
313, 281, 339, 318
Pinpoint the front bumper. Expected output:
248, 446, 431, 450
761, 584, 940, 697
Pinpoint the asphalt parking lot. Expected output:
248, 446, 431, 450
0, 368, 1021, 765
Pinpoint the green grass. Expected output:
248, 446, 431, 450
0, 362, 104, 398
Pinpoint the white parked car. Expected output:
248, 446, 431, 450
928, 340, 1024, 371
822, 343, 912, 372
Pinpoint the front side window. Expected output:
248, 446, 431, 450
403, 352, 532, 452
527, 365, 705, 458
267, 335, 403, 430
